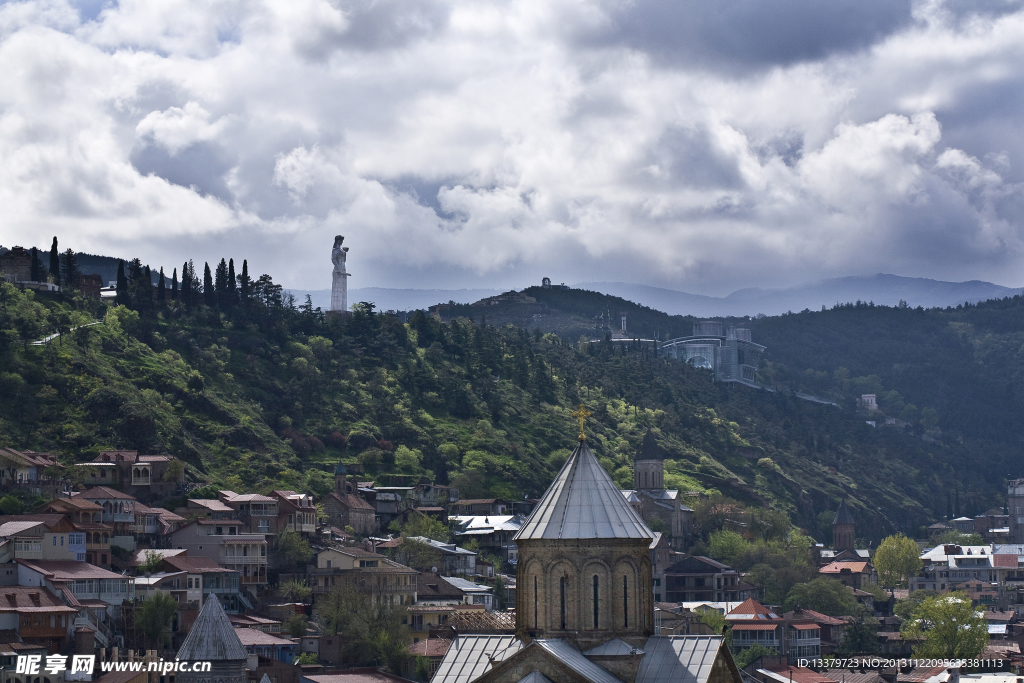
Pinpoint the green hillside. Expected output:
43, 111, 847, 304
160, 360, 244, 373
1, 267, 1019, 542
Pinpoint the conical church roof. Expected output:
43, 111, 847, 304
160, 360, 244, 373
833, 500, 854, 526
515, 439, 653, 540
635, 429, 664, 461
176, 593, 247, 661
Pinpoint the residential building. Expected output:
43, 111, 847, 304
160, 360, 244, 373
406, 537, 478, 576
440, 577, 494, 611
413, 484, 459, 509
169, 521, 268, 589
450, 500, 508, 516
234, 628, 298, 664
89, 451, 183, 500
818, 561, 876, 589
76, 487, 138, 548
406, 638, 452, 679
1009, 479, 1024, 544
0, 585, 77, 653
0, 449, 59, 489
910, 544, 995, 592
0, 517, 87, 563
452, 515, 524, 565
272, 490, 317, 536
726, 599, 785, 657
406, 604, 485, 642
310, 546, 418, 607
664, 556, 752, 603
135, 571, 189, 603
217, 491, 279, 535
417, 572, 468, 606
130, 503, 185, 545
181, 498, 237, 521
161, 555, 247, 612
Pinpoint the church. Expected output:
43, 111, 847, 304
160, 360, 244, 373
432, 418, 742, 683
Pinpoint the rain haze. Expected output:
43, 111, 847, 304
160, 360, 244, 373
2, 0, 1024, 298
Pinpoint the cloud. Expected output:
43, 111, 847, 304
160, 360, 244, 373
0, 0, 1023, 294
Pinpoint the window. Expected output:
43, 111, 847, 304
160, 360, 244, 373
534, 576, 538, 629
623, 575, 628, 628
593, 575, 599, 629
560, 577, 566, 630
326, 560, 332, 568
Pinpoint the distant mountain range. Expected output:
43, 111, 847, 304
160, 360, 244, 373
576, 275, 1024, 317
290, 275, 1023, 318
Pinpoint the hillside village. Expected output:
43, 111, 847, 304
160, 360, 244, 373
1, 432, 1023, 683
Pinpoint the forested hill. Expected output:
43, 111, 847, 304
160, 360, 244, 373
1, 269, 1021, 542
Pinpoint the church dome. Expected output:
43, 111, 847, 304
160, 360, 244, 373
515, 440, 653, 541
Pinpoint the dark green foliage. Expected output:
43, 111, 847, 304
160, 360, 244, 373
783, 577, 862, 616
157, 268, 166, 303
203, 262, 214, 308
29, 248, 43, 283
171, 268, 178, 300
0, 495, 22, 515
733, 644, 776, 669
116, 260, 128, 306
60, 249, 80, 291
137, 592, 177, 650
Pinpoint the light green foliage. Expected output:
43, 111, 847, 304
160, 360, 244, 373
390, 511, 448, 542
894, 589, 939, 620
280, 579, 312, 602
696, 606, 725, 635
141, 550, 164, 574
386, 537, 443, 571
313, 584, 406, 672
783, 577, 862, 616
277, 530, 314, 568
284, 614, 308, 638
708, 530, 748, 563
874, 534, 921, 587
930, 530, 985, 546
901, 591, 988, 658
295, 653, 318, 665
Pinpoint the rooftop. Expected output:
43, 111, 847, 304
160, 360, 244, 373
16, 559, 129, 581
79, 486, 137, 500
233, 628, 296, 647
515, 439, 653, 541
177, 594, 247, 661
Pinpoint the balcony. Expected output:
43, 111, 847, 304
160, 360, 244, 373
222, 555, 267, 565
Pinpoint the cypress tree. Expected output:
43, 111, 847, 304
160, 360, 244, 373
227, 258, 236, 299
158, 267, 166, 303
49, 237, 60, 287
116, 260, 129, 306
214, 258, 229, 307
203, 262, 214, 307
171, 268, 178, 300
239, 259, 250, 302
29, 247, 43, 282
181, 260, 192, 306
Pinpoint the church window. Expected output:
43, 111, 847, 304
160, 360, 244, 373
560, 577, 566, 630
623, 575, 628, 628
534, 576, 538, 629
593, 575, 599, 629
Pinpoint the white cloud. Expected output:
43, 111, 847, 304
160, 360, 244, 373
0, 0, 1023, 292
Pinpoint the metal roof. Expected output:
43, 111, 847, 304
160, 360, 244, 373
516, 672, 554, 683
176, 594, 248, 661
533, 640, 621, 683
636, 636, 726, 683
583, 638, 644, 656
431, 635, 522, 683
515, 440, 653, 541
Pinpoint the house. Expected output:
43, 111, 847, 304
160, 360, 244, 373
234, 627, 298, 663
76, 487, 138, 550
406, 637, 452, 679
782, 609, 847, 654
0, 585, 77, 653
161, 555, 247, 612
271, 490, 317, 536
413, 484, 459, 509
310, 546, 418, 606
29, 501, 112, 565
89, 451, 183, 499
818, 561, 876, 589
0, 449, 59, 488
451, 515, 525, 565
450, 500, 508, 516
726, 598, 786, 657
406, 537, 478, 576
440, 577, 494, 611
0, 517, 87, 563
169, 520, 268, 590
130, 503, 185, 544
134, 571, 189, 602
406, 604, 485, 643
910, 544, 995, 592
181, 498, 237, 520
417, 572, 469, 605
217, 491, 279, 535
321, 491, 375, 536
664, 556, 751, 603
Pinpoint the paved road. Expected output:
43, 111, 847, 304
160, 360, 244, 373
31, 320, 103, 345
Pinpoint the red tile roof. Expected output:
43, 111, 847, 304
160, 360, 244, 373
16, 559, 127, 580
726, 598, 782, 619
79, 486, 137, 500
731, 623, 780, 631
325, 492, 374, 510
992, 554, 1018, 568
0, 587, 79, 614
765, 667, 834, 683
163, 556, 238, 574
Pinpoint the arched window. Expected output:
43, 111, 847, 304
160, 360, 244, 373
559, 577, 566, 630
102, 533, 109, 543
533, 576, 538, 629
623, 575, 629, 628
593, 575, 599, 629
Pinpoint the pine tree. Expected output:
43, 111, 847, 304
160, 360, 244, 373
203, 262, 214, 307
157, 267, 166, 303
49, 237, 60, 288
171, 268, 178, 300
116, 260, 129, 306
227, 258, 236, 299
60, 249, 80, 290
239, 259, 250, 302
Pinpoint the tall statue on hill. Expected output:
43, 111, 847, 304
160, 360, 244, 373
331, 235, 350, 313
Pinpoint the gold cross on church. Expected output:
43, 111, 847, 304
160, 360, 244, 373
571, 403, 592, 442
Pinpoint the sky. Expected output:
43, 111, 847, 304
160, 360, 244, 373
1, 0, 1024, 295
